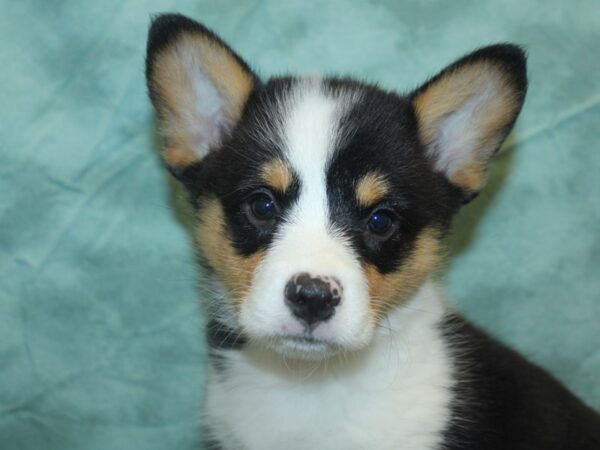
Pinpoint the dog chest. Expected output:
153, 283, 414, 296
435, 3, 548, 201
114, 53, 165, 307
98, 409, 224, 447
204, 285, 454, 450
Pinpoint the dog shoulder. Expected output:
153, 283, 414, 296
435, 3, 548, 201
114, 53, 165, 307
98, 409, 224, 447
441, 315, 600, 450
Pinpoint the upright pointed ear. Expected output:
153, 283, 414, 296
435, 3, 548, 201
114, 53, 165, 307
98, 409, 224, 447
411, 44, 527, 199
146, 14, 258, 176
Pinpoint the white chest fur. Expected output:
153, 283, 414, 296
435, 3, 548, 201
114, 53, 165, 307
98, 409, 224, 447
204, 282, 455, 450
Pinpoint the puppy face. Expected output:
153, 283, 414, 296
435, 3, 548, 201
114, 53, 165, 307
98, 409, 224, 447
146, 15, 527, 359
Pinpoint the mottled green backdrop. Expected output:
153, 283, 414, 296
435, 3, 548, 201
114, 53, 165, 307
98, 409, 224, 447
1, 1, 599, 449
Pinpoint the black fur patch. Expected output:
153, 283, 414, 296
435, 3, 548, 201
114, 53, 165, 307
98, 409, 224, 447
206, 320, 246, 374
206, 319, 247, 350
441, 314, 600, 449
324, 79, 461, 273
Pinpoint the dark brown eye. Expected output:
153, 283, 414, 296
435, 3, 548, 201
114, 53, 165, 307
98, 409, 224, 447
366, 209, 397, 239
251, 196, 276, 220
245, 192, 278, 227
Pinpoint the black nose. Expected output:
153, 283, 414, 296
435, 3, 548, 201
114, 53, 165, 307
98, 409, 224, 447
284, 272, 342, 327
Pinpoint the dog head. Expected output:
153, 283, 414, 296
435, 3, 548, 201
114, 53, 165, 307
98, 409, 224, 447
146, 14, 527, 359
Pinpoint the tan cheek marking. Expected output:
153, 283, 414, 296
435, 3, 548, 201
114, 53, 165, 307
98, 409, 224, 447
259, 159, 292, 192
196, 199, 264, 309
355, 172, 390, 208
413, 61, 520, 191
363, 228, 442, 320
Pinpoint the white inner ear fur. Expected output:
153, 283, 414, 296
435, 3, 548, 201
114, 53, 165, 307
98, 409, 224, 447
415, 64, 520, 191
154, 40, 226, 159
434, 81, 498, 176
189, 68, 227, 158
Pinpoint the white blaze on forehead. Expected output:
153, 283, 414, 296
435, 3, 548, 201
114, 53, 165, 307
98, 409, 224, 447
282, 79, 343, 226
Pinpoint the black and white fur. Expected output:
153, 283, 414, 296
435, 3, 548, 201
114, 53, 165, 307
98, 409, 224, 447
145, 14, 600, 449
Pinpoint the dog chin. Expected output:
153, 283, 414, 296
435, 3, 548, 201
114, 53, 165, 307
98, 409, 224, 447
264, 335, 342, 360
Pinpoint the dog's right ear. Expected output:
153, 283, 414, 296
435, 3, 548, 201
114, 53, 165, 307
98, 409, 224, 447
146, 14, 258, 178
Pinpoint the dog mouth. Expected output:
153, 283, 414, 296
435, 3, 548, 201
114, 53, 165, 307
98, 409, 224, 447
265, 334, 340, 359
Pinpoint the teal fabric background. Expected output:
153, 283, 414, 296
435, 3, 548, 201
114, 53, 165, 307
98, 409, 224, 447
1, 1, 599, 448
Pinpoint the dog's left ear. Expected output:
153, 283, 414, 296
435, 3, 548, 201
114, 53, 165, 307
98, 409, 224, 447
146, 14, 258, 177
411, 44, 527, 199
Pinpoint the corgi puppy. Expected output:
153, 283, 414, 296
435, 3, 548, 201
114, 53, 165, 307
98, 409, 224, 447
145, 14, 600, 450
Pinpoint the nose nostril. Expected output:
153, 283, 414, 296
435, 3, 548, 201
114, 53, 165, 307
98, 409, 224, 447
284, 273, 342, 326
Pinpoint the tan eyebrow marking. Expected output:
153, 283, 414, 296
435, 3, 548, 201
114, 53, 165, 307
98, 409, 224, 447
259, 159, 293, 192
355, 172, 391, 207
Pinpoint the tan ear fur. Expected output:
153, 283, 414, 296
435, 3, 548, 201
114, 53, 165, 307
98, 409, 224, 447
412, 46, 527, 192
147, 15, 256, 170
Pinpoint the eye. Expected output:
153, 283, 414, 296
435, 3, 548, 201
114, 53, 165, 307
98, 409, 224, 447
251, 196, 276, 220
245, 192, 278, 226
367, 209, 396, 237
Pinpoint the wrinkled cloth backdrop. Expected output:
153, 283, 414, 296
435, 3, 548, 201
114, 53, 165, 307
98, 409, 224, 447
1, 1, 599, 449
